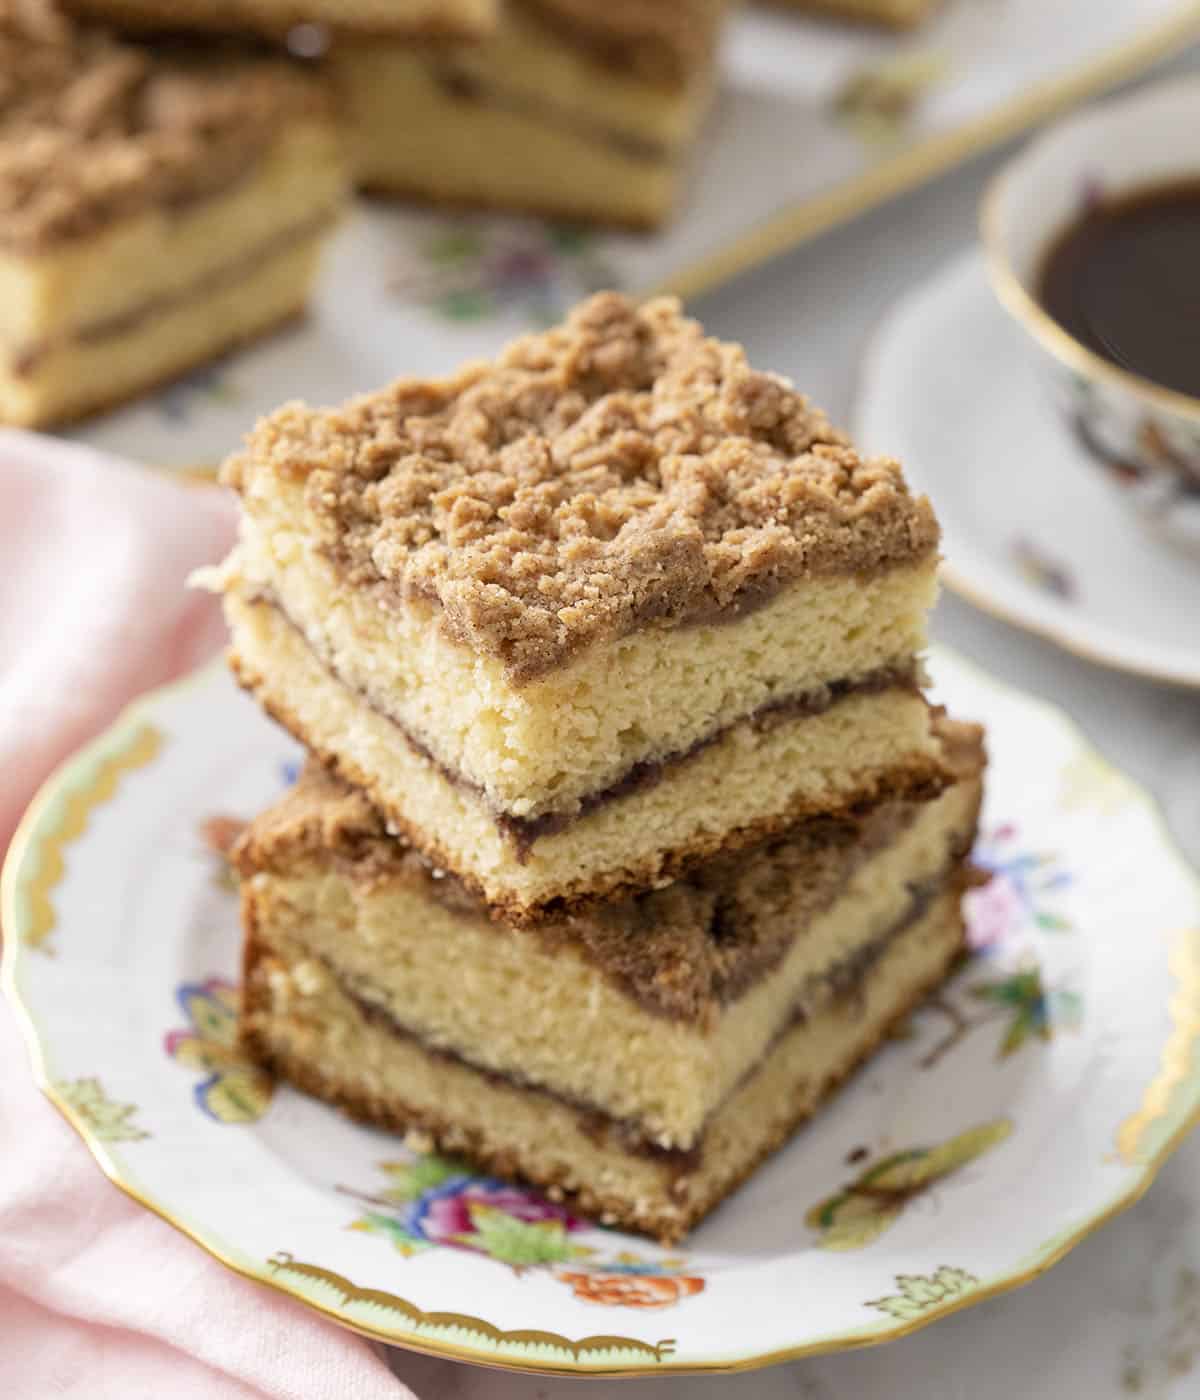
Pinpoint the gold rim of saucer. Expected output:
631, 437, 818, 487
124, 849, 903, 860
980, 150, 1200, 424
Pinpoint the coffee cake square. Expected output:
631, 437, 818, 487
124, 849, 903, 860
0, 1, 345, 427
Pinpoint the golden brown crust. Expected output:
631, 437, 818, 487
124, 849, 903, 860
231, 646, 955, 926
0, 0, 333, 253
241, 906, 966, 1243
235, 717, 983, 1022
224, 292, 941, 684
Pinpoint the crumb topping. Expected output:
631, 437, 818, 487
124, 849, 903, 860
515, 0, 727, 88
229, 294, 940, 683
235, 719, 982, 1024
0, 0, 331, 252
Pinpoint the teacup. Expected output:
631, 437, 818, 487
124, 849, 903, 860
981, 79, 1200, 556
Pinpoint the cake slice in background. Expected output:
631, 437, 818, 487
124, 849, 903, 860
0, 0, 346, 428
209, 293, 949, 922
62, 0, 496, 40
332, 0, 729, 229
237, 718, 984, 1242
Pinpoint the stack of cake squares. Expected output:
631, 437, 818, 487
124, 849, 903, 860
208, 292, 984, 1243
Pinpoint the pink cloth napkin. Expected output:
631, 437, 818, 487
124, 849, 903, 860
0, 431, 409, 1399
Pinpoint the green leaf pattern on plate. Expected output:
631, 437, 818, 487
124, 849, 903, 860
807, 1121, 1013, 1251
56, 1076, 149, 1142
866, 1266, 980, 1320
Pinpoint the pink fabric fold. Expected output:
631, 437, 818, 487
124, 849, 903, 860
0, 431, 409, 1399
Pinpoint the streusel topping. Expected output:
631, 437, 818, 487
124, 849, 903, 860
0, 0, 330, 252
228, 293, 940, 682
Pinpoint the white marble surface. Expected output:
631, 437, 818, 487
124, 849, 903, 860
388, 42, 1200, 1400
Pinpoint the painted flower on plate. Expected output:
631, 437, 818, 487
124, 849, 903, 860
350, 1158, 586, 1269
969, 824, 1073, 938
971, 965, 1083, 1056
165, 978, 274, 1123
832, 50, 950, 146
1012, 537, 1076, 600
346, 1157, 706, 1303
806, 1120, 1013, 1251
558, 1273, 704, 1308
964, 873, 1025, 954
391, 221, 621, 326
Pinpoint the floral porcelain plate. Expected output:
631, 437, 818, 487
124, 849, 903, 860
4, 647, 1200, 1376
63, 1, 1200, 474
856, 252, 1200, 690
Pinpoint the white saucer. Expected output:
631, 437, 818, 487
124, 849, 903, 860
855, 251, 1200, 689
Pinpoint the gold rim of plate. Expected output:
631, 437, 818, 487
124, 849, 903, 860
3, 647, 1200, 1376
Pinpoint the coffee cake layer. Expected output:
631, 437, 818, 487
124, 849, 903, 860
228, 589, 950, 920
237, 722, 982, 1148
243, 885, 967, 1242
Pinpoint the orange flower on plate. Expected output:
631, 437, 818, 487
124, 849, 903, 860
558, 1272, 705, 1308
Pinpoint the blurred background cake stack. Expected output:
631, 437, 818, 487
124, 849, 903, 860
2, 0, 965, 433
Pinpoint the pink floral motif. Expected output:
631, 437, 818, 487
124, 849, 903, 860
967, 825, 1073, 946
965, 877, 1025, 954
346, 1157, 706, 1304
418, 1183, 582, 1250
